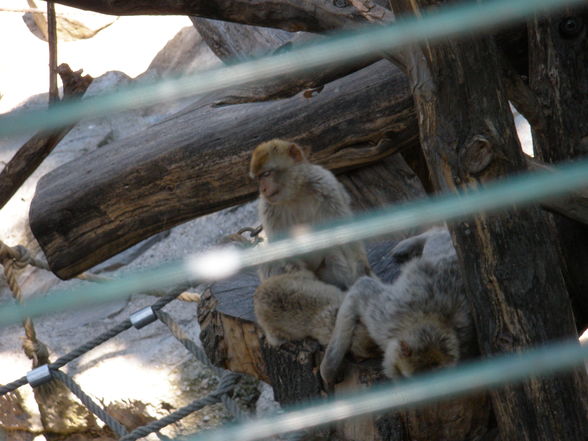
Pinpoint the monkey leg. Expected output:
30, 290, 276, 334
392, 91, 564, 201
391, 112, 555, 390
390, 233, 428, 263
316, 247, 363, 290
319, 277, 373, 387
253, 271, 345, 347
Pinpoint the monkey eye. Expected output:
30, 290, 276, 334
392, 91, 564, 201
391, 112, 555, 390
259, 170, 272, 178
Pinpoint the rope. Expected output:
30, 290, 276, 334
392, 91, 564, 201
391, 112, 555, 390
155, 310, 219, 373
53, 370, 128, 437
0, 241, 49, 367
156, 309, 249, 421
0, 376, 28, 395
0, 233, 251, 435
120, 372, 240, 441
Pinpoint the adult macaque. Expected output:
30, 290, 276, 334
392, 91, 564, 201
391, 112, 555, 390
250, 139, 371, 289
320, 227, 476, 386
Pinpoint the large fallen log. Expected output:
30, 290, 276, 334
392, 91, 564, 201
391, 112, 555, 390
198, 156, 493, 441
191, 18, 381, 105
29, 60, 418, 279
48, 0, 367, 32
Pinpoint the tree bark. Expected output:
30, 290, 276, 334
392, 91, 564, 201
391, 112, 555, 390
29, 60, 418, 279
528, 7, 588, 329
46, 0, 367, 32
0, 64, 92, 209
191, 18, 382, 105
388, 1, 588, 440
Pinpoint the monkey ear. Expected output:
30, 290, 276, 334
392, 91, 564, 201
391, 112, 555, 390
399, 341, 412, 358
288, 143, 306, 163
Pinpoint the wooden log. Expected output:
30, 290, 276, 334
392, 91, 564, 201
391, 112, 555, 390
49, 0, 367, 32
388, 0, 588, 439
29, 60, 418, 279
191, 19, 381, 106
198, 157, 492, 441
0, 64, 92, 209
527, 9, 588, 330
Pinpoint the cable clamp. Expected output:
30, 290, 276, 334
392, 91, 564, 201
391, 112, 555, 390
130, 306, 157, 329
26, 365, 52, 388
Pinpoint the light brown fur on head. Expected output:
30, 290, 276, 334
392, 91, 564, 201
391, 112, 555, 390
249, 139, 308, 178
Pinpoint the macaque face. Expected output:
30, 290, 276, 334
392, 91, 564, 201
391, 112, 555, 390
257, 169, 283, 204
395, 341, 456, 377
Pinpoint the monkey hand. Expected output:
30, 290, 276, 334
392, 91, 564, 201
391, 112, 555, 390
319, 351, 341, 392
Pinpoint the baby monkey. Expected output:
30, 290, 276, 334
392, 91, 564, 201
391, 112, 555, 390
250, 139, 371, 289
254, 269, 380, 359
320, 227, 476, 386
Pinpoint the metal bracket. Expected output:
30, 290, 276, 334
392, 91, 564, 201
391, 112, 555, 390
130, 306, 157, 329
26, 365, 52, 388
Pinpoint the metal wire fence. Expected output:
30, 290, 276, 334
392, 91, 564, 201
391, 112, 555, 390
1, 0, 588, 440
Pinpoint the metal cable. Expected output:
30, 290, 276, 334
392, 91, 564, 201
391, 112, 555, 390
156, 309, 249, 421
120, 372, 240, 441
155, 310, 219, 373
52, 369, 128, 437
50, 319, 133, 369
0, 376, 28, 395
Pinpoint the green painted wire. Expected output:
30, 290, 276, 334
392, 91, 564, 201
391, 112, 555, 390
1, 158, 588, 327
0, 0, 585, 137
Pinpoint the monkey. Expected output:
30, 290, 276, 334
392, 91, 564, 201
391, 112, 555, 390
250, 139, 372, 289
254, 268, 380, 359
320, 227, 476, 387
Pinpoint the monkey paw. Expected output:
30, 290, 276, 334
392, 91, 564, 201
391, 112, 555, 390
319, 359, 338, 392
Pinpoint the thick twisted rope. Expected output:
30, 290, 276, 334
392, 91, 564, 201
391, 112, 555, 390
0, 376, 28, 395
53, 369, 128, 437
156, 309, 248, 421
0, 236, 252, 435
120, 372, 240, 441
0, 241, 49, 367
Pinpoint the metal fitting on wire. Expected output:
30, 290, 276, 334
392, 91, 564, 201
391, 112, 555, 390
26, 365, 52, 388
130, 306, 157, 329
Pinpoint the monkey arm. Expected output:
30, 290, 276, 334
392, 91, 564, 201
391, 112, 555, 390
320, 276, 387, 387
320, 282, 364, 388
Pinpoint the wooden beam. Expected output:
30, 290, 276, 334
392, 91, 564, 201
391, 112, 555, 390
45, 0, 367, 32
29, 60, 418, 279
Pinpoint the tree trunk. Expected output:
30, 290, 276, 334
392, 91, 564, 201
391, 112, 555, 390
528, 8, 588, 329
29, 60, 418, 279
388, 1, 588, 440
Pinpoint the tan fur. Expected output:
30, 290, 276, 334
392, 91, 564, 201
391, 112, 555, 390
254, 270, 380, 359
250, 139, 308, 178
320, 228, 476, 387
250, 139, 372, 289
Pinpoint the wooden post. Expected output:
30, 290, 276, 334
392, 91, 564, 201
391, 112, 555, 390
387, 0, 588, 439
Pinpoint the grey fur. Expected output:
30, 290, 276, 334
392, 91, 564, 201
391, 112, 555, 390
258, 162, 371, 289
320, 227, 475, 386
